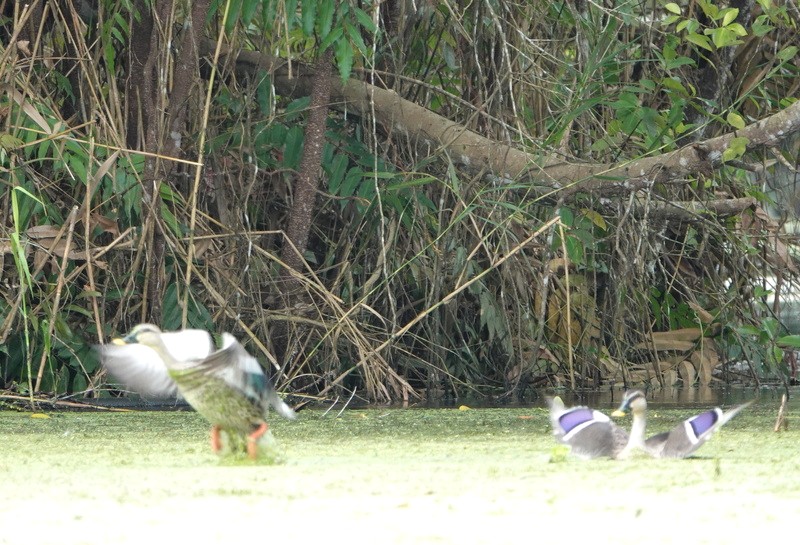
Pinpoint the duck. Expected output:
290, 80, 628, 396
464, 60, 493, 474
98, 327, 215, 398
547, 396, 630, 459
97, 323, 297, 459
611, 389, 752, 458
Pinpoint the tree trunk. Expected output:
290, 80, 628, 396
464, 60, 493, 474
273, 49, 334, 362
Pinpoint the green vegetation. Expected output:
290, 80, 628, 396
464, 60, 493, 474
0, 402, 797, 543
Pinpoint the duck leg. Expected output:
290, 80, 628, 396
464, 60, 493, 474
247, 423, 269, 460
210, 425, 223, 453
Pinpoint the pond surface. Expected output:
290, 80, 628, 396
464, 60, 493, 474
0, 397, 798, 544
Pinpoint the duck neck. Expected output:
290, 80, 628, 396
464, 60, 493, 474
628, 408, 647, 448
145, 338, 180, 369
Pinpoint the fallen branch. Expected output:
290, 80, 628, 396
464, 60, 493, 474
629, 196, 758, 222
203, 40, 800, 200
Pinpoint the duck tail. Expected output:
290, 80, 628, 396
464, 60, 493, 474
718, 399, 753, 428
267, 389, 298, 420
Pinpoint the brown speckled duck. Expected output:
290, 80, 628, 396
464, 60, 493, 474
98, 324, 296, 459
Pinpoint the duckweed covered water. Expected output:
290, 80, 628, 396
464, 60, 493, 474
1, 401, 798, 544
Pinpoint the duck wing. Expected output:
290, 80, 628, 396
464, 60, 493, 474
97, 343, 180, 397
189, 333, 297, 420
645, 401, 752, 458
548, 397, 628, 459
96, 329, 214, 398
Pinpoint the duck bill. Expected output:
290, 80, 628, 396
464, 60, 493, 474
611, 409, 627, 417
110, 337, 128, 346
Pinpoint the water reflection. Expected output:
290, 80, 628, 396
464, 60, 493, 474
542, 386, 762, 410
415, 385, 790, 410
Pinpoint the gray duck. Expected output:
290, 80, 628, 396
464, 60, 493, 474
547, 396, 630, 459
611, 389, 752, 458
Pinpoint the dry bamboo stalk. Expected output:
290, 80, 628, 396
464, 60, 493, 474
774, 393, 787, 432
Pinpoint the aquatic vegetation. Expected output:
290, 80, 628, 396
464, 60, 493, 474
0, 403, 796, 544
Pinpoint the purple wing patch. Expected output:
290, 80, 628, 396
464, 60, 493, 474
688, 410, 720, 437
559, 408, 596, 434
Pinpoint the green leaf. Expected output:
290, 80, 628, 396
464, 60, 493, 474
354, 7, 378, 34
159, 181, 181, 203
340, 167, 364, 198
0, 133, 23, 150
317, 0, 335, 39
735, 324, 761, 336
67, 155, 87, 185
262, 0, 277, 27
104, 42, 116, 74
728, 23, 747, 36
335, 37, 354, 83
241, 0, 260, 26
256, 72, 272, 115
327, 154, 349, 194
319, 25, 343, 52
777, 46, 798, 63
727, 111, 746, 130
301, 0, 317, 36
564, 235, 585, 265
558, 207, 575, 226
283, 126, 304, 169
752, 15, 773, 37
160, 201, 181, 236
285, 96, 310, 121
722, 136, 750, 161
698, 0, 719, 20
284, 0, 298, 29
385, 175, 435, 192
346, 21, 369, 57
777, 335, 800, 349
709, 27, 744, 48
686, 32, 713, 51
663, 14, 680, 25
224, 0, 243, 35
721, 8, 739, 26
664, 55, 695, 70
665, 3, 682, 15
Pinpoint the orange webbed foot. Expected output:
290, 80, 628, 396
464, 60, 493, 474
210, 425, 223, 453
246, 423, 269, 460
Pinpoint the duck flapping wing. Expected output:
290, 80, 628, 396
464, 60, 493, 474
644, 401, 753, 458
547, 396, 629, 459
187, 333, 297, 420
98, 329, 215, 397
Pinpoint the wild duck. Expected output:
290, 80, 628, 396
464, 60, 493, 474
98, 324, 296, 459
612, 389, 751, 458
547, 396, 630, 459
99, 328, 215, 398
